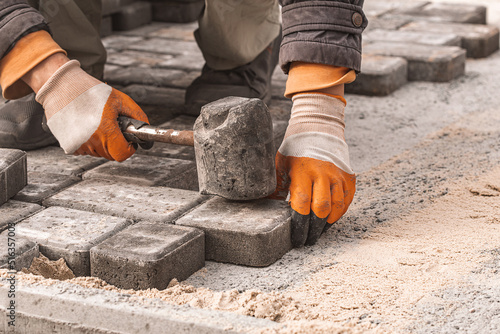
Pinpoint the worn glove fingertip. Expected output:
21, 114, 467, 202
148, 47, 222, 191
291, 210, 309, 248
304, 212, 328, 246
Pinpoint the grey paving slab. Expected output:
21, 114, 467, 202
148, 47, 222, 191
364, 16, 412, 32
345, 55, 408, 96
363, 42, 466, 82
401, 21, 500, 59
26, 146, 106, 176
112, 1, 152, 31
0, 231, 38, 271
363, 1, 429, 18
151, 1, 205, 23
15, 207, 132, 276
91, 222, 204, 289
0, 200, 42, 233
268, 98, 292, 122
272, 119, 288, 151
364, 29, 461, 47
136, 115, 196, 160
82, 155, 198, 190
393, 3, 487, 24
101, 35, 144, 51
169, 70, 201, 88
14, 172, 80, 204
128, 38, 200, 55
121, 84, 185, 108
105, 49, 174, 67
104, 66, 187, 87
157, 53, 205, 71
176, 197, 292, 267
0, 149, 27, 206
43, 179, 208, 223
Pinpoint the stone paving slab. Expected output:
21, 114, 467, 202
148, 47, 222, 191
363, 42, 466, 82
26, 146, 106, 176
14, 172, 80, 204
364, 29, 461, 47
91, 222, 204, 289
112, 1, 152, 31
156, 52, 205, 71
82, 155, 198, 190
363, 1, 429, 18
129, 38, 200, 56
176, 197, 292, 267
121, 84, 185, 108
104, 66, 187, 87
105, 49, 174, 67
0, 231, 38, 271
345, 55, 408, 96
0, 149, 27, 206
43, 179, 208, 223
364, 16, 412, 32
15, 207, 132, 276
0, 201, 42, 233
392, 2, 487, 24
401, 21, 500, 59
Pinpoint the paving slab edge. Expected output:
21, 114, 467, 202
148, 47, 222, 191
0, 279, 280, 333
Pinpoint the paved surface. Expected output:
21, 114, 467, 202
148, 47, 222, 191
1, 0, 500, 333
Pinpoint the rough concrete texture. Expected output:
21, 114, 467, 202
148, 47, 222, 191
0, 149, 27, 206
14, 172, 80, 204
364, 29, 462, 47
27, 146, 106, 176
104, 66, 187, 87
194, 97, 276, 200
345, 55, 408, 96
0, 232, 38, 271
43, 179, 208, 223
91, 222, 204, 289
0, 281, 280, 333
112, 1, 152, 31
402, 21, 500, 58
176, 197, 291, 267
15, 207, 132, 276
82, 155, 198, 190
151, 0, 205, 23
0, 201, 42, 232
393, 2, 487, 24
364, 42, 466, 82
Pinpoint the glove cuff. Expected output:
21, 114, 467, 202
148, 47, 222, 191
36, 59, 101, 119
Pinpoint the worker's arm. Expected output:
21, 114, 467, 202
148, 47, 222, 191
275, 0, 367, 247
0, 2, 148, 162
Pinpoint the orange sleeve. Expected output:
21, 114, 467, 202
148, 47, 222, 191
284, 62, 357, 98
0, 30, 66, 100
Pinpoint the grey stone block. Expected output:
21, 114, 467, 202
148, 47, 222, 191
27, 146, 106, 176
43, 179, 207, 223
91, 222, 204, 289
14, 172, 80, 204
121, 85, 185, 108
345, 55, 408, 96
129, 38, 200, 56
100, 15, 113, 38
393, 3, 487, 24
401, 21, 500, 59
16, 207, 132, 276
151, 1, 204, 23
363, 1, 429, 18
272, 119, 288, 152
363, 42, 466, 82
105, 49, 173, 67
112, 2, 152, 31
157, 53, 205, 71
0, 201, 42, 233
136, 115, 196, 160
364, 29, 461, 47
82, 155, 198, 190
364, 16, 412, 32
0, 149, 27, 206
104, 66, 187, 87
176, 197, 292, 267
0, 231, 39, 271
102, 35, 145, 52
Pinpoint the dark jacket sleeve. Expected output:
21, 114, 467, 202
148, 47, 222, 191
0, 0, 49, 59
279, 0, 367, 73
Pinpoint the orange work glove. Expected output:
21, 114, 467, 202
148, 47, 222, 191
274, 93, 356, 247
35, 60, 148, 162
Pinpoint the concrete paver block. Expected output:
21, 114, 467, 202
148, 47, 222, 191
91, 222, 204, 289
393, 3, 487, 24
176, 197, 292, 267
82, 155, 198, 190
0, 231, 39, 271
104, 66, 186, 87
401, 21, 500, 59
43, 179, 207, 223
14, 172, 80, 204
136, 115, 196, 160
151, 1, 205, 23
364, 16, 412, 32
157, 53, 205, 71
0, 200, 42, 233
0, 149, 27, 206
16, 207, 132, 276
105, 49, 173, 67
112, 2, 152, 31
363, 1, 429, 18
364, 42, 466, 82
129, 38, 200, 56
346, 55, 408, 96
121, 85, 185, 108
27, 146, 106, 176
364, 29, 461, 47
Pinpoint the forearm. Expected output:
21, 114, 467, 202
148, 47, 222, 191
21, 53, 69, 94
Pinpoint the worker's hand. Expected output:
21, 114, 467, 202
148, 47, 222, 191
272, 93, 356, 247
35, 59, 148, 162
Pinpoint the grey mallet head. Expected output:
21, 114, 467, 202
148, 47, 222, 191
194, 97, 276, 200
